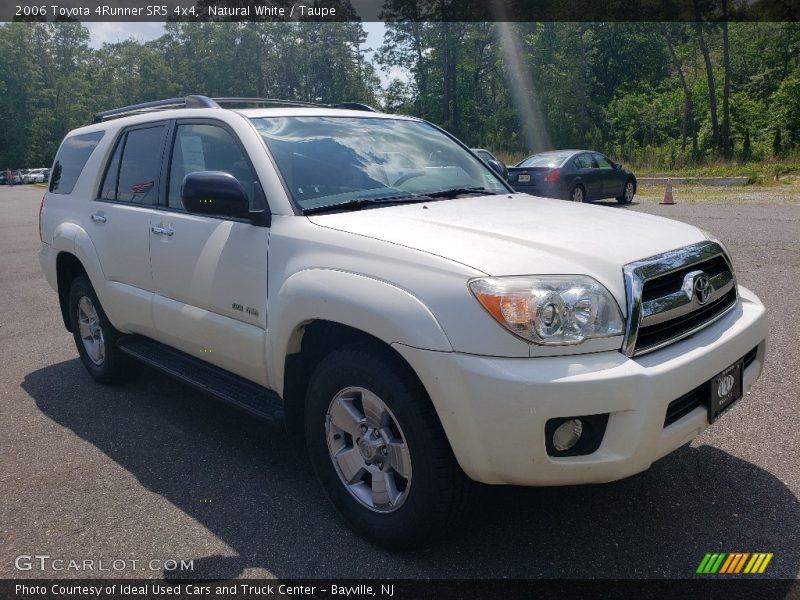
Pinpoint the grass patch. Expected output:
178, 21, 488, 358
635, 179, 800, 203
634, 161, 800, 179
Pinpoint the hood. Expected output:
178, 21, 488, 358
308, 194, 706, 305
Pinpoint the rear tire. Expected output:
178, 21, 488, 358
304, 344, 472, 549
569, 184, 586, 203
617, 179, 635, 204
68, 275, 141, 384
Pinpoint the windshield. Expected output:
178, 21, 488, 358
517, 152, 572, 168
250, 116, 507, 212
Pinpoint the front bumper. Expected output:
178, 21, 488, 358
393, 286, 767, 486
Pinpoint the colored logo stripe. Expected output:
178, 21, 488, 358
697, 553, 726, 573
719, 554, 736, 573
733, 553, 750, 573
698, 552, 773, 574
720, 553, 748, 573
696, 553, 713, 573
744, 553, 774, 574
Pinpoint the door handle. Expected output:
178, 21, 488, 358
151, 225, 174, 236
90, 213, 106, 223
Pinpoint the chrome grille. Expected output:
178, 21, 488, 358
622, 241, 738, 357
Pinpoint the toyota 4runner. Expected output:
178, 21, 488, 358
39, 96, 767, 548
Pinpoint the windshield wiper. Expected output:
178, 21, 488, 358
304, 187, 497, 215
423, 187, 496, 198
303, 195, 429, 215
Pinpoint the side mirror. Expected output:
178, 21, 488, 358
487, 159, 506, 177
613, 162, 622, 170
182, 171, 250, 217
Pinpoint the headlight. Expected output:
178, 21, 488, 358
468, 276, 624, 345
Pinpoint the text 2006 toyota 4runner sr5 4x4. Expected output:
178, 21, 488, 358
39, 96, 767, 548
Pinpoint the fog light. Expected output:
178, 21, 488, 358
552, 418, 583, 451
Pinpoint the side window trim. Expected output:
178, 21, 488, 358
113, 134, 127, 200
96, 130, 126, 201
158, 120, 177, 209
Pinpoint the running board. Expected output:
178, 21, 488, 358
118, 335, 283, 423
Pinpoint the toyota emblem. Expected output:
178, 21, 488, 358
693, 273, 712, 305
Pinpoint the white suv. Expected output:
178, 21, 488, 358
39, 96, 767, 548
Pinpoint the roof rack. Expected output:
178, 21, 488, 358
92, 95, 218, 123
212, 98, 322, 109
214, 98, 376, 112
329, 102, 377, 112
91, 95, 377, 124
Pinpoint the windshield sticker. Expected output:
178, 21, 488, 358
180, 135, 205, 172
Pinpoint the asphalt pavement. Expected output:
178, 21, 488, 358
1, 184, 798, 579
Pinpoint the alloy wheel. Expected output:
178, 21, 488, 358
325, 386, 412, 513
77, 296, 105, 365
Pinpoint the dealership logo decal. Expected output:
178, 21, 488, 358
696, 552, 773, 574
14, 554, 194, 572
717, 374, 736, 397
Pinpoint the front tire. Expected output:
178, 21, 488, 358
617, 179, 635, 204
304, 344, 472, 549
68, 275, 141, 384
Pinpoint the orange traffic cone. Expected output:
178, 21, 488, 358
660, 179, 675, 205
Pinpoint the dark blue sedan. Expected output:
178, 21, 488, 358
508, 150, 637, 204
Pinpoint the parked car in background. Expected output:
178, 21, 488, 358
26, 168, 48, 183
471, 148, 508, 180
508, 150, 637, 204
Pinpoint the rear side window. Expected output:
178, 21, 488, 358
100, 125, 166, 205
49, 131, 104, 194
593, 153, 614, 169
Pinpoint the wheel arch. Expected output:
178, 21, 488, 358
270, 268, 452, 393
282, 320, 433, 437
569, 181, 586, 201
56, 252, 88, 332
51, 221, 108, 331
